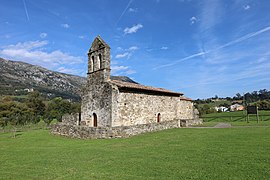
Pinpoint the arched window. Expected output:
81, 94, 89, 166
98, 54, 102, 69
157, 113, 161, 123
93, 113, 97, 127
91, 56, 95, 71
89, 56, 94, 72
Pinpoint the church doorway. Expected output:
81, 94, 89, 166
93, 113, 97, 127
157, 113, 161, 123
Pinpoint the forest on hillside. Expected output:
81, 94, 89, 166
194, 89, 270, 115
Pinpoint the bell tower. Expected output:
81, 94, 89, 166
87, 35, 111, 82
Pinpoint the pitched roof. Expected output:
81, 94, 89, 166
111, 79, 183, 96
89, 35, 110, 52
180, 96, 193, 101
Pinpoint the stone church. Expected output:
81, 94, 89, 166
81, 36, 199, 127
52, 36, 201, 139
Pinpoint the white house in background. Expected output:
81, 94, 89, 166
215, 106, 229, 112
230, 104, 244, 111
24, 88, 34, 92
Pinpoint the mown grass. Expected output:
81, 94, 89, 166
1, 127, 270, 179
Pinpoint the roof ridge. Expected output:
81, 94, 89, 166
111, 79, 183, 96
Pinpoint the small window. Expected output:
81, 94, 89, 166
98, 54, 102, 69
157, 113, 161, 123
93, 113, 97, 127
91, 56, 95, 71
89, 56, 94, 72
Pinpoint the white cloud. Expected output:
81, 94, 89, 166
61, 23, 70, 28
125, 69, 136, 75
153, 25, 270, 70
111, 65, 129, 74
190, 16, 197, 24
0, 40, 83, 70
115, 52, 130, 59
128, 46, 139, 51
111, 65, 136, 76
128, 8, 137, 12
117, 47, 123, 51
161, 46, 168, 50
243, 5, 250, 10
115, 46, 139, 59
40, 33, 47, 38
4, 41, 48, 50
78, 35, 85, 39
124, 24, 143, 34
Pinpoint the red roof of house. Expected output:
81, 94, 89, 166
111, 80, 183, 96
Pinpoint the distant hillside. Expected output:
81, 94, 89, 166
0, 58, 137, 101
0, 58, 86, 100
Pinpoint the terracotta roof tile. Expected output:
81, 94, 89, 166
180, 96, 193, 101
111, 80, 183, 96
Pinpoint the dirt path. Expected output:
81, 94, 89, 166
189, 123, 270, 129
189, 122, 232, 129
214, 123, 232, 128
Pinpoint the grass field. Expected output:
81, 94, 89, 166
202, 110, 270, 117
1, 127, 270, 179
201, 110, 270, 122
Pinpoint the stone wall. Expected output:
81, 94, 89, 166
62, 113, 80, 126
178, 100, 195, 119
81, 72, 112, 127
51, 118, 202, 139
112, 91, 194, 127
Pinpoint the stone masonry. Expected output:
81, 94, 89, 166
52, 36, 202, 139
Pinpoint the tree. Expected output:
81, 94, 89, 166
44, 97, 74, 123
26, 91, 45, 123
234, 93, 242, 100
0, 101, 33, 126
256, 100, 270, 110
219, 102, 230, 108
71, 102, 81, 113
196, 104, 217, 115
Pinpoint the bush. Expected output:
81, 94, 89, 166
256, 100, 270, 110
196, 104, 217, 115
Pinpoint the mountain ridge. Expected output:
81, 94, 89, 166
0, 58, 137, 101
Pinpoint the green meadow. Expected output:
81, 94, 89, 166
1, 126, 270, 179
201, 110, 270, 122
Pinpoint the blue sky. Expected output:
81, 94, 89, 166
1, 0, 270, 99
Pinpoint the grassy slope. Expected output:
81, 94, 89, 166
1, 128, 270, 179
